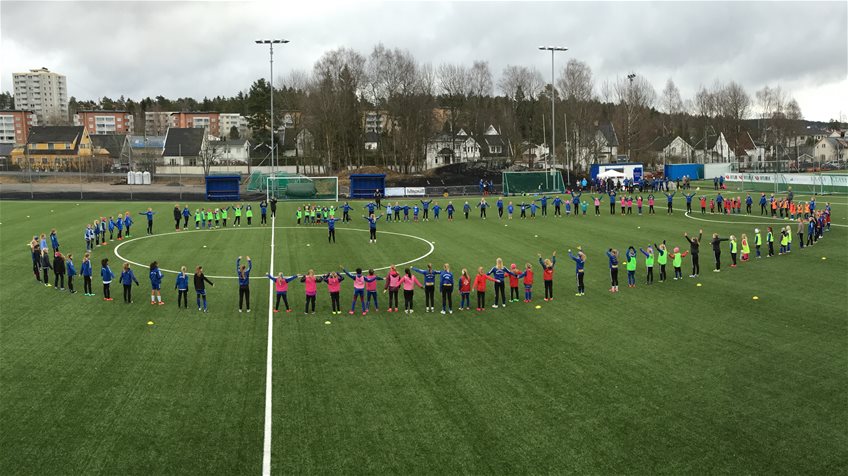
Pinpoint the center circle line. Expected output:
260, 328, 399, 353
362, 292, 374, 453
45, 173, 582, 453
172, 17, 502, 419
113, 225, 435, 279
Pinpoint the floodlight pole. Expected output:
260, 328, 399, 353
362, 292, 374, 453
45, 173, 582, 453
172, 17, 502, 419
539, 46, 568, 187
627, 73, 636, 160
256, 39, 289, 177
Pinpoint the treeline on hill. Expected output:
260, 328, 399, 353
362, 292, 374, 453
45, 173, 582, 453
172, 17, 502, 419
6, 43, 840, 174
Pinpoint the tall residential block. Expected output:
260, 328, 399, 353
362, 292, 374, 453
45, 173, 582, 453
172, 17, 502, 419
12, 67, 68, 124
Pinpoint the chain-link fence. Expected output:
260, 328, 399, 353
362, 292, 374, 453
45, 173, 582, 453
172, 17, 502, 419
2, 170, 518, 201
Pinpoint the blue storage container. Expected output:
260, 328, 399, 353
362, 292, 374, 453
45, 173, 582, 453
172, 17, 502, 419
663, 164, 703, 180
206, 175, 241, 201
349, 174, 386, 199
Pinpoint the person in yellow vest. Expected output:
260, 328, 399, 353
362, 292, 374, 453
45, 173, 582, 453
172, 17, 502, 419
245, 204, 253, 225
655, 242, 668, 282
670, 246, 688, 280
729, 235, 738, 268
639, 246, 655, 285
779, 227, 789, 255
766, 227, 775, 257
740, 234, 750, 262
754, 228, 762, 258
233, 204, 243, 226
785, 225, 793, 252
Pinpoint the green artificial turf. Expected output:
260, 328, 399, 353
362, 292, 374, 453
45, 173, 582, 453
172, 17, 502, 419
1, 187, 846, 474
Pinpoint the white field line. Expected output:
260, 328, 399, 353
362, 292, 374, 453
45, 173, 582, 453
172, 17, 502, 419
261, 215, 275, 476
112, 226, 436, 279
684, 211, 846, 228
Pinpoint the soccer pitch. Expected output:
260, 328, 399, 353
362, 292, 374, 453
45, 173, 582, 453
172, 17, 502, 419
1, 191, 846, 474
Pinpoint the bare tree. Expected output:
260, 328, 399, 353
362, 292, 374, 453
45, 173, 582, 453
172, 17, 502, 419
694, 85, 716, 119
310, 47, 367, 171
437, 63, 470, 132
365, 44, 417, 107
755, 85, 789, 161
660, 78, 684, 115
717, 81, 750, 121
785, 98, 802, 121
497, 65, 544, 100
280, 70, 312, 92
556, 59, 595, 170
199, 139, 223, 178
556, 59, 593, 102
468, 61, 493, 98
614, 74, 656, 159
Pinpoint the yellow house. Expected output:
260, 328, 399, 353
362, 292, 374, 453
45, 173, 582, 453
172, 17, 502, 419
11, 126, 95, 171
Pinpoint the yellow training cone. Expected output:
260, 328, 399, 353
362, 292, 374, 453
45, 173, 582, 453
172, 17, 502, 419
147, 321, 154, 325
752, 296, 759, 301
696, 283, 702, 287
535, 305, 542, 309
822, 257, 827, 260
324, 321, 331, 325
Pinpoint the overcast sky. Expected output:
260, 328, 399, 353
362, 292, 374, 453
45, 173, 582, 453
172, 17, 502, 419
1, 1, 846, 121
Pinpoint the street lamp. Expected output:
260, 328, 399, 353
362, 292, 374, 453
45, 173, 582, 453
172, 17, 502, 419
539, 46, 568, 188
255, 39, 289, 176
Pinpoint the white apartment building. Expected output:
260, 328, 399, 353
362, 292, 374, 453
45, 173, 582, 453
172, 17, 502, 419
220, 113, 249, 137
0, 110, 37, 144
144, 111, 173, 136
12, 68, 68, 125
73, 110, 134, 134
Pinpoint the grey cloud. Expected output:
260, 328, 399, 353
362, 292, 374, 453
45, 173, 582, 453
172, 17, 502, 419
1, 1, 845, 119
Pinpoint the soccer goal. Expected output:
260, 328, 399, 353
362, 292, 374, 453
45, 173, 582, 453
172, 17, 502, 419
266, 175, 339, 201
502, 170, 565, 195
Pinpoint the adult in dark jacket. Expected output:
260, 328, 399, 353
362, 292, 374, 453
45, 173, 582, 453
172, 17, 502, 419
193, 266, 214, 312
39, 249, 52, 285
683, 229, 702, 277
710, 233, 729, 272
173, 204, 182, 231
52, 252, 66, 290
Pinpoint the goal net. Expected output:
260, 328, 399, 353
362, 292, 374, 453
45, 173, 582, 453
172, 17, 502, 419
266, 175, 339, 201
502, 170, 565, 195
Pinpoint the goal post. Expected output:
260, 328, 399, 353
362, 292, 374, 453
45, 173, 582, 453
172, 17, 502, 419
266, 175, 339, 201
502, 170, 565, 195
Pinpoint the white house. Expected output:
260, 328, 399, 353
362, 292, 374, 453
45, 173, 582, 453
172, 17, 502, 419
364, 131, 380, 151
734, 131, 766, 167
219, 139, 251, 163
784, 126, 828, 147
424, 128, 481, 169
813, 136, 848, 163
576, 121, 619, 168
694, 132, 735, 163
478, 125, 510, 157
519, 141, 549, 163
162, 127, 207, 166
281, 128, 315, 158
651, 135, 695, 163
